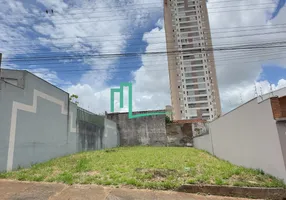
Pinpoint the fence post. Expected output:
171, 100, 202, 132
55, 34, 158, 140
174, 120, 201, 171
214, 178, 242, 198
0, 53, 2, 80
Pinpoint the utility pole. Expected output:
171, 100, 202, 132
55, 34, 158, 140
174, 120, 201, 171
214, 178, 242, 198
0, 53, 2, 80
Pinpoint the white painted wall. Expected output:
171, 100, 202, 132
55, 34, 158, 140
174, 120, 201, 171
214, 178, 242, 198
193, 134, 213, 154
209, 98, 286, 181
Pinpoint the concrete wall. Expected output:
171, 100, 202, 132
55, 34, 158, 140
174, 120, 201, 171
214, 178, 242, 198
77, 107, 104, 152
103, 119, 120, 149
106, 111, 167, 146
0, 71, 77, 171
276, 121, 286, 179
166, 123, 193, 146
193, 134, 213, 154
193, 97, 286, 181
0, 69, 119, 172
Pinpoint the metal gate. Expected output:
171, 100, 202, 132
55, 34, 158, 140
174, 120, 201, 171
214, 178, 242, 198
77, 107, 105, 151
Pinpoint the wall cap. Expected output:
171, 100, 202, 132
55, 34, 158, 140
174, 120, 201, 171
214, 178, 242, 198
177, 184, 286, 200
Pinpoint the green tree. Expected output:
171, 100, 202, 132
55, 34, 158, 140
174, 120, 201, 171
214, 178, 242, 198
165, 116, 172, 124
69, 94, 79, 105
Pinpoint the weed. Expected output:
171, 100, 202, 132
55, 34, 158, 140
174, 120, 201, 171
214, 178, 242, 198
56, 172, 74, 185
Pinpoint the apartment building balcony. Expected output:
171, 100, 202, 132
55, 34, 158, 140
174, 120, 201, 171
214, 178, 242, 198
186, 88, 207, 94
179, 32, 200, 39
185, 80, 206, 86
186, 83, 206, 90
185, 78, 205, 84
188, 103, 209, 109
181, 43, 201, 49
179, 21, 198, 27
186, 93, 208, 98
179, 16, 197, 22
184, 68, 205, 73
184, 71, 205, 76
185, 11, 197, 16
187, 100, 209, 105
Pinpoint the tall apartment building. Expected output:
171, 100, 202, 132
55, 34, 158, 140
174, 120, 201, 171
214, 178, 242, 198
164, 0, 222, 121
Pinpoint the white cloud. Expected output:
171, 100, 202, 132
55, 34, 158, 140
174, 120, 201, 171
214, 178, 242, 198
2, 0, 286, 116
66, 12, 286, 115
65, 18, 170, 113
27, 68, 71, 86
221, 79, 286, 112
207, 0, 286, 112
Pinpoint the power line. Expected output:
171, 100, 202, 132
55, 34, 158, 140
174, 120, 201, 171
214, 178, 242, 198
4, 42, 286, 65
2, 45, 285, 68
45, 4, 274, 19
1, 1, 274, 21
6, 43, 286, 62
3, 22, 286, 45
3, 29, 286, 51
1, 6, 276, 25
4, 35, 286, 58
3, 35, 285, 54
3, 54, 285, 73
207, 0, 270, 4
3, 37, 286, 57
4, 53, 285, 76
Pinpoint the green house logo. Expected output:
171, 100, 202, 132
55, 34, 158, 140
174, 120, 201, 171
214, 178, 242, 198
110, 83, 168, 119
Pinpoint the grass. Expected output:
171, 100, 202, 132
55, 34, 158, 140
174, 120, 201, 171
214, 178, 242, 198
0, 147, 285, 190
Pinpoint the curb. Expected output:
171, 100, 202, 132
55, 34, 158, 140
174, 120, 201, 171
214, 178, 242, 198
177, 184, 286, 200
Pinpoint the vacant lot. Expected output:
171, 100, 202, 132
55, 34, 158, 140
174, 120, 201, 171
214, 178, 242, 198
0, 147, 285, 189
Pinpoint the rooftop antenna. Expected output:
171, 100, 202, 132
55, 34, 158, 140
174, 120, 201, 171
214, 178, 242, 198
259, 83, 264, 101
260, 85, 263, 95
254, 82, 258, 98
269, 82, 274, 97
0, 53, 2, 80
240, 93, 243, 104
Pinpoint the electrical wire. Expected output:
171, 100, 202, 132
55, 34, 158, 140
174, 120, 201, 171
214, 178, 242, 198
4, 54, 285, 75
3, 48, 286, 73
3, 22, 286, 45
3, 29, 286, 52
1, 5, 277, 25
3, 40, 286, 62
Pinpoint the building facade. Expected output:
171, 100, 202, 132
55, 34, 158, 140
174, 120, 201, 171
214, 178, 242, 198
164, 0, 221, 121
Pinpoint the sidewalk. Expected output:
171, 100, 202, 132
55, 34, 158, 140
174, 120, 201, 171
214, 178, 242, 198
0, 179, 259, 200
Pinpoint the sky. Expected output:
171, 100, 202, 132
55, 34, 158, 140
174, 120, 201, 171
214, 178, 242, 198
1, 0, 286, 114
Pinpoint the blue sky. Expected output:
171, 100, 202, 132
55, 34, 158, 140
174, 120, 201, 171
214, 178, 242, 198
1, 0, 286, 113
259, 65, 286, 84
1, 0, 163, 87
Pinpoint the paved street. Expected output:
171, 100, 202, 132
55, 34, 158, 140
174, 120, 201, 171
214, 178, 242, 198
0, 180, 260, 200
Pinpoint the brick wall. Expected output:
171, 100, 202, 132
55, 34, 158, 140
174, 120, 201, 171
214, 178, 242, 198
270, 96, 286, 119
